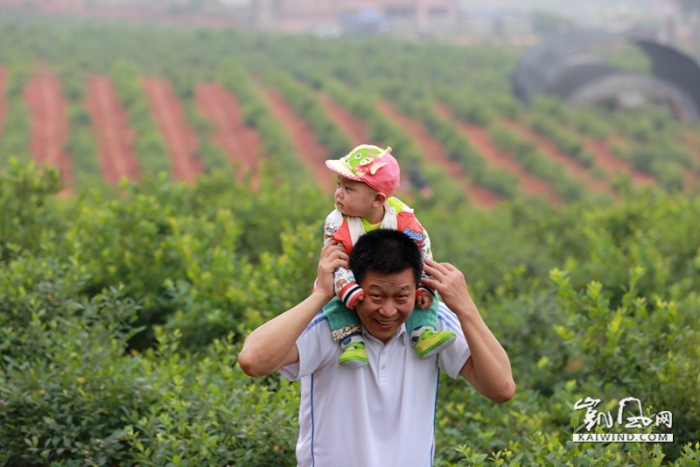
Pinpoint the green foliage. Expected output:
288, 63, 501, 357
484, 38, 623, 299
0, 159, 63, 258
435, 88, 494, 126
122, 331, 299, 467
65, 100, 103, 190
630, 147, 686, 191
0, 64, 32, 167
182, 101, 230, 173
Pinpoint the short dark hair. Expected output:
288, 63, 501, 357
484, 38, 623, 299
349, 229, 423, 286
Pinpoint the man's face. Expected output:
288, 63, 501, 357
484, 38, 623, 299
355, 269, 416, 344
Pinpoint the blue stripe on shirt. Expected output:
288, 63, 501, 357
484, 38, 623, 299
437, 312, 461, 334
302, 311, 327, 336
310, 374, 316, 467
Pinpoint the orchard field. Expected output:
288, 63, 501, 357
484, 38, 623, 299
0, 15, 699, 466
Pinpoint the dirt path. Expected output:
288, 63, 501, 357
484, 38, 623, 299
376, 100, 501, 208
195, 82, 262, 186
23, 73, 73, 188
507, 122, 616, 197
86, 75, 140, 184
258, 86, 334, 193
583, 138, 656, 187
433, 103, 560, 205
0, 67, 6, 139
141, 78, 201, 184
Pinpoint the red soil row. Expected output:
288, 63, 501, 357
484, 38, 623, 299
141, 78, 202, 184
259, 86, 335, 193
195, 82, 262, 188
85, 75, 140, 184
318, 93, 373, 147
23, 73, 73, 188
433, 103, 561, 205
0, 67, 6, 139
583, 139, 655, 187
508, 122, 616, 196
376, 100, 501, 208
684, 132, 700, 193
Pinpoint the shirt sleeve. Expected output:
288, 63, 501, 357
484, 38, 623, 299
278, 311, 337, 381
323, 209, 344, 245
436, 303, 472, 379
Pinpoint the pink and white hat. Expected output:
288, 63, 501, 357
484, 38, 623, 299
325, 144, 400, 197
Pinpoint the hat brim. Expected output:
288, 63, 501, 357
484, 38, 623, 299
325, 160, 364, 183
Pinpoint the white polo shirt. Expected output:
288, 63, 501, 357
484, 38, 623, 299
279, 303, 471, 467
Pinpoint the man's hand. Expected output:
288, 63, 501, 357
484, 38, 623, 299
314, 242, 349, 303
420, 258, 476, 318
415, 292, 434, 310
239, 241, 349, 377
422, 258, 515, 403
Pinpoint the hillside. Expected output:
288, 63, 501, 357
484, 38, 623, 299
1, 20, 698, 206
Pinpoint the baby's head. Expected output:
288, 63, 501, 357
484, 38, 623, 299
325, 145, 400, 218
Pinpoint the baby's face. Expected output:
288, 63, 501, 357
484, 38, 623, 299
334, 176, 378, 218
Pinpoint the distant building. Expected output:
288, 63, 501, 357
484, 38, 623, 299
242, 0, 531, 40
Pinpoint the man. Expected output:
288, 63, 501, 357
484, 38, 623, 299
238, 229, 515, 467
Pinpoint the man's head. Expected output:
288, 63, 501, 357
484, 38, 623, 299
349, 229, 423, 343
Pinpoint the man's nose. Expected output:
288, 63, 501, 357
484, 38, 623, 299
378, 301, 398, 317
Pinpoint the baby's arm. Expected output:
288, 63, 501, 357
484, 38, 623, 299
324, 211, 365, 309
415, 221, 437, 309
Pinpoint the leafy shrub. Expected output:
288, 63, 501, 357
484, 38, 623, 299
0, 160, 63, 259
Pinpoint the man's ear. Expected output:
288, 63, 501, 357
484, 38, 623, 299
374, 192, 387, 206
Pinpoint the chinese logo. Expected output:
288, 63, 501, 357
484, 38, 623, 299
573, 397, 673, 443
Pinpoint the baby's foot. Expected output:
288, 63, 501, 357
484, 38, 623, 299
411, 326, 456, 359
339, 334, 368, 367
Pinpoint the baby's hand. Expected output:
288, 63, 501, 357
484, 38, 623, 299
416, 292, 433, 309
355, 294, 365, 304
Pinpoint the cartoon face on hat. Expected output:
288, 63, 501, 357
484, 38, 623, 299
326, 144, 400, 196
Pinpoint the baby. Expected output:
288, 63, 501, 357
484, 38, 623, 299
321, 144, 456, 367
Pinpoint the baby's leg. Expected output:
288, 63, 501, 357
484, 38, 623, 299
405, 297, 456, 359
323, 296, 368, 367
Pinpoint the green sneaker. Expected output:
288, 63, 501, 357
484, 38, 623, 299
339, 342, 369, 368
414, 330, 456, 359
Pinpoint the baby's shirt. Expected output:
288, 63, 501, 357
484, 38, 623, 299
323, 197, 435, 309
